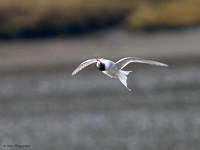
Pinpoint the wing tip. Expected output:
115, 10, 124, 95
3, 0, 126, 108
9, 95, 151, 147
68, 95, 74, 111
71, 71, 76, 76
161, 63, 169, 67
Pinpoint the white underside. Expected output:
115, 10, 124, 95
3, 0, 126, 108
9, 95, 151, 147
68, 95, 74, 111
103, 69, 132, 91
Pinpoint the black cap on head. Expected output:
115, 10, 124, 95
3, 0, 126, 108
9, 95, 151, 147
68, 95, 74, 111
97, 61, 106, 71
99, 63, 106, 71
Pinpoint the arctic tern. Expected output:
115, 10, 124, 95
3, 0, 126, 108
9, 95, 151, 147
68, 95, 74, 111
72, 57, 168, 91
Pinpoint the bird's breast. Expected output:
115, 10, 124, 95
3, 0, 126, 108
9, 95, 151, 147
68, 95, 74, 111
103, 69, 118, 78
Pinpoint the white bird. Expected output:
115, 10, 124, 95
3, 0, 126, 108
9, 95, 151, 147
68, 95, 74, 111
72, 57, 168, 91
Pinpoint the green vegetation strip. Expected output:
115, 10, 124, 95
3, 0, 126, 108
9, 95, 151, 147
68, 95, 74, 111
0, 0, 199, 37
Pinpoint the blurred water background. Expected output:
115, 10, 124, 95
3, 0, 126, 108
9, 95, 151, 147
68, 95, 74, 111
0, 0, 200, 150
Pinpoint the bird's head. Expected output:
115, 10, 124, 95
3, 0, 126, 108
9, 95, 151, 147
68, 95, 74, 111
96, 58, 106, 71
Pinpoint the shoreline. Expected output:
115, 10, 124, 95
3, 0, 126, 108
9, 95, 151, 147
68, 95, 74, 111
0, 27, 200, 74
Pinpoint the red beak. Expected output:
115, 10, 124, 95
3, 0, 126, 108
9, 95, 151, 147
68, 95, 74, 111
97, 58, 101, 62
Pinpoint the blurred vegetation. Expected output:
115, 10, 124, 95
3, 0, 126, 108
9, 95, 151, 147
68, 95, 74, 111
125, 0, 200, 30
0, 0, 199, 38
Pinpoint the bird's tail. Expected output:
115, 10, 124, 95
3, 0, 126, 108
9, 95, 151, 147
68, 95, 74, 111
118, 70, 132, 91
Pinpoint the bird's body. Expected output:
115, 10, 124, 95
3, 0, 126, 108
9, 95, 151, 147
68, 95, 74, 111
72, 57, 168, 91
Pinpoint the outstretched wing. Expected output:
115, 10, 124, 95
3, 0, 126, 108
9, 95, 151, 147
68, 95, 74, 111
115, 57, 168, 70
72, 59, 97, 76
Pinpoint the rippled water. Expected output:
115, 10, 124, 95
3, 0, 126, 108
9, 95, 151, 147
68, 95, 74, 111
0, 63, 200, 150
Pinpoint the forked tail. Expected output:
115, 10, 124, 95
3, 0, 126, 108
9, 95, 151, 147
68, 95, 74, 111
118, 70, 132, 91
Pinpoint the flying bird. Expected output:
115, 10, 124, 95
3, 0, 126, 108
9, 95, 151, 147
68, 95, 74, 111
72, 57, 168, 91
